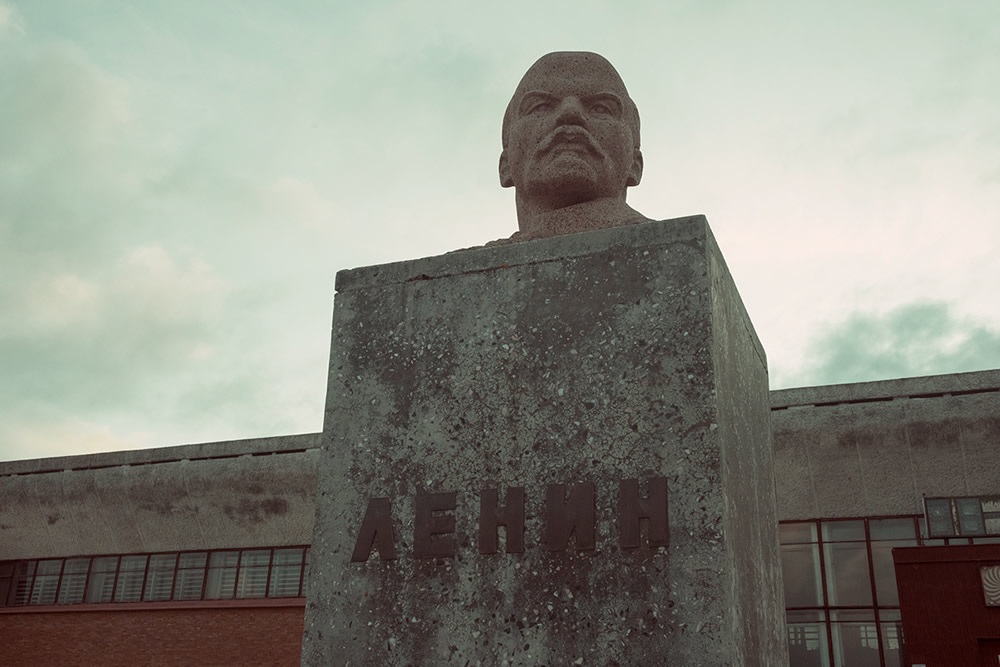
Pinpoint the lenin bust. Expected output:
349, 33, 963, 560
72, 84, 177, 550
495, 52, 650, 244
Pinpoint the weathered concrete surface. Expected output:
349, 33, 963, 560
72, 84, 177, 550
771, 371, 1000, 520
303, 216, 787, 666
0, 434, 319, 560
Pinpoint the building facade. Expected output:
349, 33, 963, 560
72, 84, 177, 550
2, 369, 999, 666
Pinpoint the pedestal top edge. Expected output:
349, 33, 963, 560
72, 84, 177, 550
335, 214, 711, 293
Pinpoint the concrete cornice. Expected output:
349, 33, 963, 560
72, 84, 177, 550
771, 369, 1000, 410
0, 433, 321, 477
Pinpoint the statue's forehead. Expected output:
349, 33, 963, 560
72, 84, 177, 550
515, 52, 629, 99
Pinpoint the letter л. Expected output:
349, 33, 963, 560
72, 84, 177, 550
350, 497, 397, 562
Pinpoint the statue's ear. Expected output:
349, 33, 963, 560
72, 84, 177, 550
499, 151, 514, 188
626, 149, 643, 187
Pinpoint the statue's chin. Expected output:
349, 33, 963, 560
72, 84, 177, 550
526, 171, 601, 210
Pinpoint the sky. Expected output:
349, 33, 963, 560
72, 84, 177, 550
1, 0, 998, 462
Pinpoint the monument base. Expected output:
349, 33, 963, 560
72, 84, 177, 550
303, 216, 787, 665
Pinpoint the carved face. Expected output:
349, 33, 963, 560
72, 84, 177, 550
500, 52, 642, 212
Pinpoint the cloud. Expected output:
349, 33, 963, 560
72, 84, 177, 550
0, 1, 24, 35
0, 419, 152, 462
789, 302, 1000, 386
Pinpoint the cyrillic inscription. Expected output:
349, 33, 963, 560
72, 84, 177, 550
349, 478, 670, 562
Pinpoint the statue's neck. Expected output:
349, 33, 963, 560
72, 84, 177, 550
515, 197, 650, 241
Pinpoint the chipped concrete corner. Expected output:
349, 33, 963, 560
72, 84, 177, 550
302, 217, 788, 665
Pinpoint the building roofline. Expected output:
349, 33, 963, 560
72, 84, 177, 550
0, 432, 321, 478
771, 368, 1000, 410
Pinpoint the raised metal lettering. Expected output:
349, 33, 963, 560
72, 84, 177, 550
545, 482, 596, 551
618, 477, 669, 549
350, 497, 397, 562
414, 492, 458, 559
479, 487, 526, 554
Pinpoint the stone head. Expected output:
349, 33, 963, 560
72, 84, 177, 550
499, 52, 643, 220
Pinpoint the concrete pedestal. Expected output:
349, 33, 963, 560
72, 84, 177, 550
302, 216, 787, 665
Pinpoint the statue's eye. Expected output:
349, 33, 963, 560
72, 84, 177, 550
527, 101, 552, 114
590, 102, 613, 115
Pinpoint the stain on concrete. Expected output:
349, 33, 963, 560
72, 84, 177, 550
222, 497, 290, 523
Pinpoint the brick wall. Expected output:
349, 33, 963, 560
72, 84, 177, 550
0, 602, 304, 666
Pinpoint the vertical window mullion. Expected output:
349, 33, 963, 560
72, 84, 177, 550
198, 551, 210, 601
110, 556, 123, 602
263, 549, 275, 598
299, 548, 307, 598
52, 558, 67, 605
864, 520, 887, 667
139, 554, 153, 601
81, 557, 95, 605
816, 521, 835, 667
169, 553, 180, 601
229, 549, 239, 598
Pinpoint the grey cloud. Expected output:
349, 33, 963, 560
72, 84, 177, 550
793, 301, 1000, 386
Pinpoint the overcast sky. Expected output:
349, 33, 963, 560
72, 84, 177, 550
2, 1, 998, 462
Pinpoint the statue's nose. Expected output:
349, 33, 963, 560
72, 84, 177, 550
553, 96, 587, 126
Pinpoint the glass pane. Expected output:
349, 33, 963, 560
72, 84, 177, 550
269, 548, 304, 598
143, 554, 177, 601
788, 618, 830, 666
956, 498, 985, 535
869, 518, 916, 541
831, 622, 881, 667
0, 563, 11, 607
822, 520, 866, 542
824, 542, 873, 606
204, 551, 239, 599
830, 609, 875, 622
57, 558, 90, 604
8, 561, 36, 606
780, 522, 818, 545
86, 556, 118, 603
781, 543, 823, 607
236, 550, 270, 599
925, 498, 954, 537
174, 553, 207, 600
30, 559, 62, 605
273, 548, 304, 566
114, 555, 147, 602
870, 540, 916, 606
788, 610, 825, 623
974, 537, 1000, 545
241, 550, 271, 567
880, 621, 905, 667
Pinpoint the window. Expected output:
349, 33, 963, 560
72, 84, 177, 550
0, 546, 309, 608
269, 548, 305, 597
29, 560, 62, 606
114, 555, 148, 602
781, 516, 919, 667
204, 551, 239, 599
57, 558, 90, 604
235, 550, 271, 599
144, 554, 177, 601
924, 496, 1000, 538
86, 556, 118, 603
174, 552, 207, 600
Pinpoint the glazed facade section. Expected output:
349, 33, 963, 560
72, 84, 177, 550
0, 546, 310, 607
